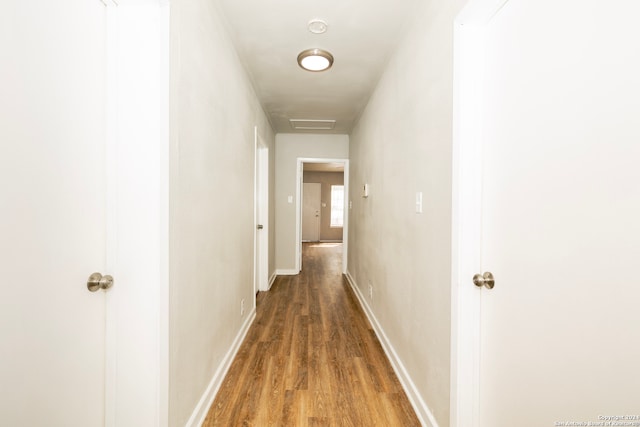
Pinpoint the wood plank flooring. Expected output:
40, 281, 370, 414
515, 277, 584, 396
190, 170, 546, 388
203, 242, 420, 426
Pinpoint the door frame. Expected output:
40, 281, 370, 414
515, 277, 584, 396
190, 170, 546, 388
254, 126, 270, 297
295, 157, 349, 273
450, 1, 509, 426
105, 1, 170, 426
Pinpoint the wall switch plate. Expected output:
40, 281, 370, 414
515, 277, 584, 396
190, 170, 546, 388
415, 192, 423, 214
362, 183, 369, 198
240, 299, 245, 316
287, 195, 293, 204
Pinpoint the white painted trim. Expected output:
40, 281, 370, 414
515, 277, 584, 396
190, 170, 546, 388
275, 269, 299, 276
104, 3, 118, 427
296, 158, 349, 274
341, 161, 350, 275
185, 308, 257, 427
157, 3, 171, 426
451, 1, 508, 426
105, 3, 170, 426
253, 126, 258, 300
344, 272, 437, 427
319, 240, 343, 243
268, 272, 277, 289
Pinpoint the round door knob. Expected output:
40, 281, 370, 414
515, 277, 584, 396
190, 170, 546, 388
473, 272, 495, 289
87, 272, 114, 292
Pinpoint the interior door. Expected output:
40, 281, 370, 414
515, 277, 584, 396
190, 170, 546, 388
477, 0, 640, 425
302, 183, 321, 242
254, 132, 269, 294
0, 0, 109, 425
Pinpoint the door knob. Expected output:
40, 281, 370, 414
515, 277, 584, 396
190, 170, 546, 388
87, 272, 114, 292
256, 224, 264, 230
473, 272, 495, 289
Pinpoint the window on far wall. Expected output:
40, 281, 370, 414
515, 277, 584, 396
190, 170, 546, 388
330, 185, 344, 227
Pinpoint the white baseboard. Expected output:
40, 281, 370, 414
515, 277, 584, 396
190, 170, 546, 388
268, 272, 277, 289
275, 269, 298, 276
185, 308, 256, 427
344, 272, 439, 427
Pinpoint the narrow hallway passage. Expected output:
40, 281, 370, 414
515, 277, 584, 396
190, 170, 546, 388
204, 243, 420, 426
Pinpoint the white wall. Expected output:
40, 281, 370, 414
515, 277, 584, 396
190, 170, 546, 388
168, 0, 274, 424
275, 134, 349, 272
347, 1, 466, 425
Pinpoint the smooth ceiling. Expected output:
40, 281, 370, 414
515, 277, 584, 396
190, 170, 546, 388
215, 0, 419, 134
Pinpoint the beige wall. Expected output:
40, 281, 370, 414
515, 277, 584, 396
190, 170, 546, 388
169, 0, 275, 425
347, 0, 466, 425
303, 171, 345, 242
275, 134, 349, 272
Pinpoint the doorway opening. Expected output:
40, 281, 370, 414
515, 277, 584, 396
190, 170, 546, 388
295, 158, 349, 274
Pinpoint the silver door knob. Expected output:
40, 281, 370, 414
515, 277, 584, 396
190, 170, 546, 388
87, 272, 114, 292
473, 272, 495, 289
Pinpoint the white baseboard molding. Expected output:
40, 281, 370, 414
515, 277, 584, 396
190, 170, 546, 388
344, 272, 439, 427
185, 308, 256, 427
319, 240, 343, 243
268, 272, 277, 290
275, 269, 298, 276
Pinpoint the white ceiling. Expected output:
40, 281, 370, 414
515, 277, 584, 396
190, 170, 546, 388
215, 0, 419, 134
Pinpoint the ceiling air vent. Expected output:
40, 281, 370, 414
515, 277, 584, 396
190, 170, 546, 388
289, 119, 336, 130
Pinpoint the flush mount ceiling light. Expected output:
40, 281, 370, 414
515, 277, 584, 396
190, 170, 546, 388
308, 19, 328, 34
297, 48, 334, 72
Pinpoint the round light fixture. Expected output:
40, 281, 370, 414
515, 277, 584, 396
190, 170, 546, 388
297, 48, 334, 72
308, 19, 328, 34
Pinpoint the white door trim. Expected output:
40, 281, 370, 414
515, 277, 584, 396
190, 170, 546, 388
104, 2, 118, 425
105, 1, 170, 426
451, 1, 509, 426
295, 158, 349, 274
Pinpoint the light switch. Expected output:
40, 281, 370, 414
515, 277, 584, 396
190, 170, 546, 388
287, 195, 293, 204
415, 192, 423, 214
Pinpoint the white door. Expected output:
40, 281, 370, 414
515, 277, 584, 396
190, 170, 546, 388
302, 183, 321, 242
254, 130, 269, 293
0, 0, 109, 425
476, 0, 640, 425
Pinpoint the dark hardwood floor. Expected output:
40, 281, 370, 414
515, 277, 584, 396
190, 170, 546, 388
203, 242, 420, 426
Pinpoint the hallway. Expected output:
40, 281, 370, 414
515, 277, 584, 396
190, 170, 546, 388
204, 243, 420, 426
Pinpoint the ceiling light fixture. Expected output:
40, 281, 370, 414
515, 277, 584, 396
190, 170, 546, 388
308, 19, 328, 34
297, 48, 334, 72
